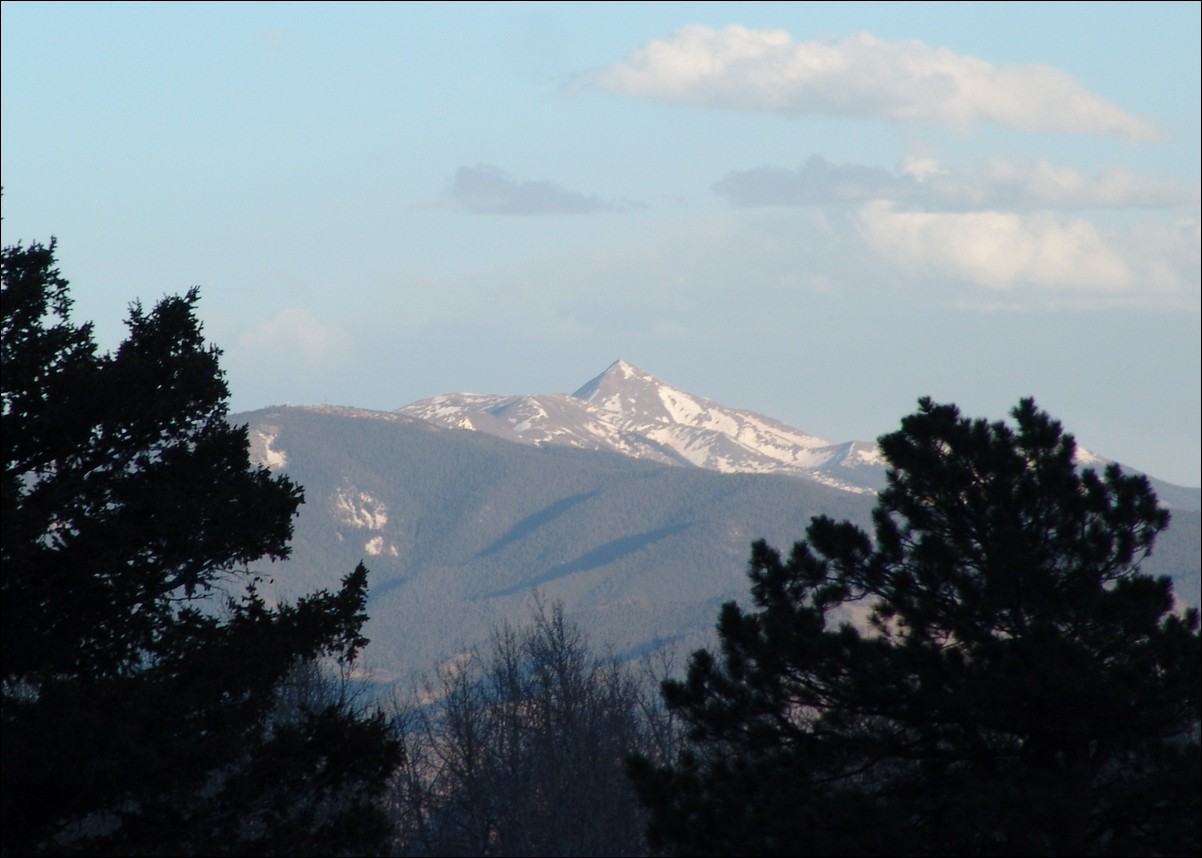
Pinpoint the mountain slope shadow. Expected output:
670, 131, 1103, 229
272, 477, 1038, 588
365, 574, 409, 604
483, 522, 693, 598
475, 491, 601, 559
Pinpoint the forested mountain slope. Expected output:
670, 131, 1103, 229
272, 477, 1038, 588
238, 405, 1200, 683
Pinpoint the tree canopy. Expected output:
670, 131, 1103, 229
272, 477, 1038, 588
629, 397, 1201, 857
1, 237, 400, 855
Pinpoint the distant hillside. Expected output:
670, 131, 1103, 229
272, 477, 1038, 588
235, 405, 1200, 684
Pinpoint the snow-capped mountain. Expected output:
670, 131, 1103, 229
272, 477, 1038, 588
396, 360, 886, 494
235, 365, 1200, 681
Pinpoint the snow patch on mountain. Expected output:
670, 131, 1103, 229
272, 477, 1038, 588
364, 535, 399, 557
334, 486, 388, 530
249, 427, 288, 469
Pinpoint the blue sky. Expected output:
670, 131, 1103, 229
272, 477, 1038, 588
3, 2, 1199, 486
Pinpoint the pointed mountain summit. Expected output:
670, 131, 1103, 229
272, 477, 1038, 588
574, 359, 829, 450
396, 361, 886, 493
573, 360, 671, 419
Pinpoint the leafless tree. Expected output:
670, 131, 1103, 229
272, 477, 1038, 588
389, 597, 680, 856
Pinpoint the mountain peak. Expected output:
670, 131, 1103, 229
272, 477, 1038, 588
609, 358, 645, 379
398, 361, 869, 490
571, 360, 830, 446
572, 359, 656, 406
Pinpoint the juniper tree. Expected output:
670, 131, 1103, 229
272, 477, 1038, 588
1, 236, 400, 855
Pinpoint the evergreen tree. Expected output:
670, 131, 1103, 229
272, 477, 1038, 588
2, 237, 400, 855
629, 398, 1201, 857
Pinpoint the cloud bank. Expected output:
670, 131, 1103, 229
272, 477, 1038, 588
592, 25, 1160, 140
437, 164, 629, 215
714, 156, 1200, 210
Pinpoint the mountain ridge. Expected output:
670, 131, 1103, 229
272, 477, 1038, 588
234, 365, 1200, 682
396, 359, 887, 494
393, 359, 1199, 503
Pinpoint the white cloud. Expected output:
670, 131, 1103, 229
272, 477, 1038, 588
856, 201, 1134, 290
592, 26, 1160, 141
713, 156, 1198, 210
237, 308, 350, 366
432, 164, 634, 215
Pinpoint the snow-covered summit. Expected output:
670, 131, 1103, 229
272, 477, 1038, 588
396, 361, 884, 494
576, 360, 825, 446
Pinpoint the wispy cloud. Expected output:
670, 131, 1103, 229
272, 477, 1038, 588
714, 156, 1200, 211
591, 25, 1160, 141
715, 158, 909, 207
432, 164, 634, 215
236, 308, 350, 366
